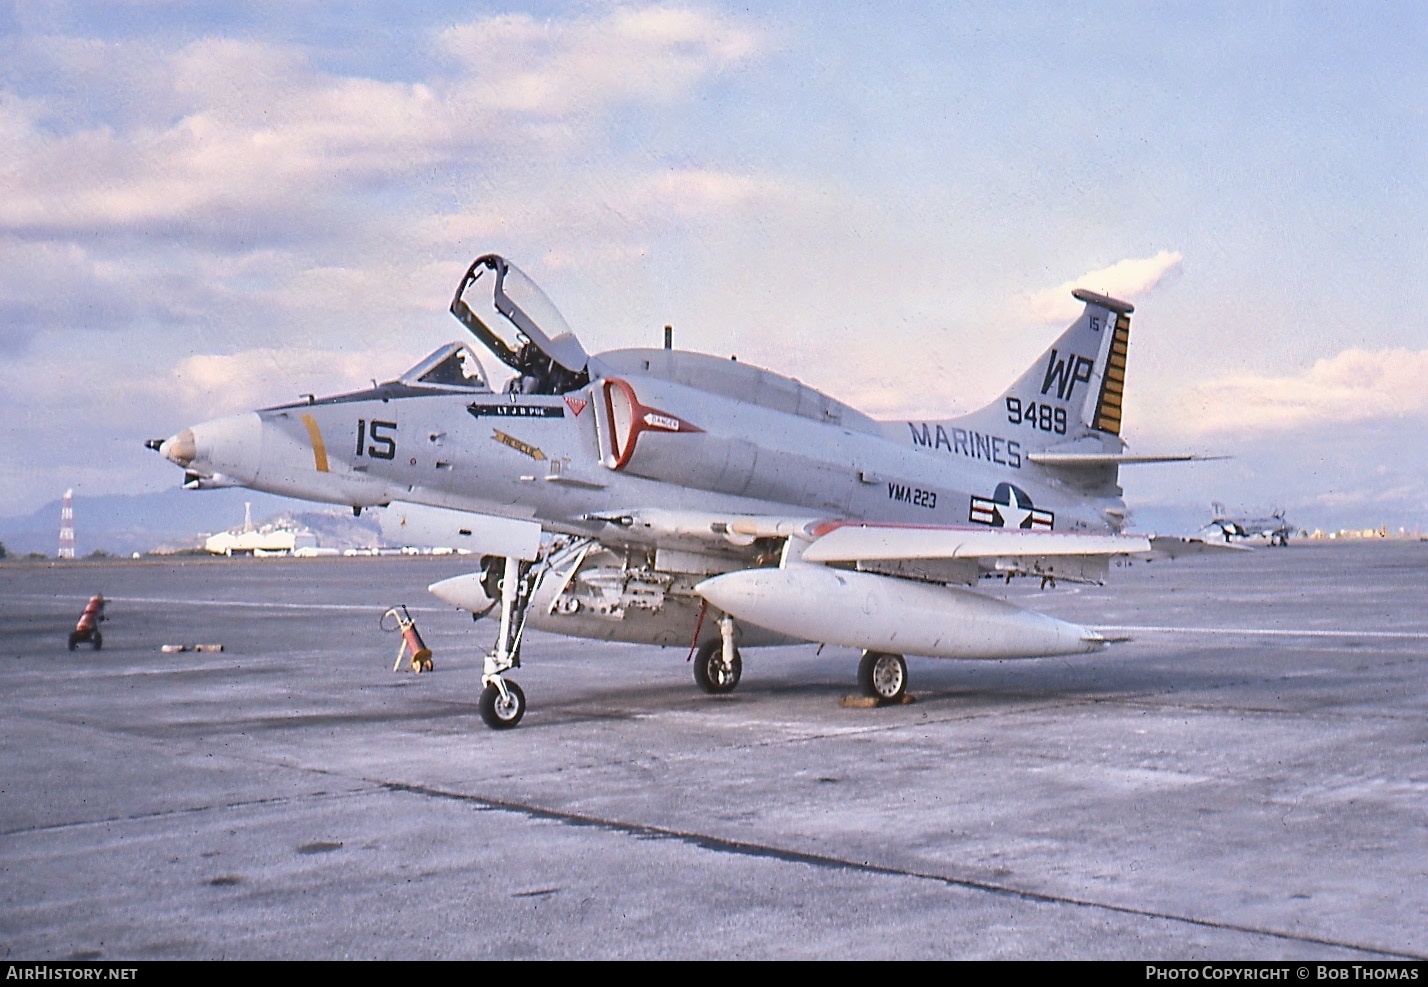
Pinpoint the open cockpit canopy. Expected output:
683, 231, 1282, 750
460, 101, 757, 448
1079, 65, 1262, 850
450, 254, 591, 395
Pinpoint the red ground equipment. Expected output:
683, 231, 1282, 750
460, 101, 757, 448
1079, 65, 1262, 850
381, 605, 433, 672
68, 595, 106, 651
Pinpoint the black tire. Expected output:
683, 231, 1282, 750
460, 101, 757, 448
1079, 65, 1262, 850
858, 651, 907, 703
693, 640, 742, 694
92, 631, 103, 651
67, 632, 79, 652
478, 680, 526, 729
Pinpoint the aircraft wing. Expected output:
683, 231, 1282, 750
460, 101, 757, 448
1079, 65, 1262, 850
795, 521, 1259, 572
603, 512, 1162, 578
800, 522, 1150, 563
379, 502, 543, 561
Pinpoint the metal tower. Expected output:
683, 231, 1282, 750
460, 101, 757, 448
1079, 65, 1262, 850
58, 489, 75, 559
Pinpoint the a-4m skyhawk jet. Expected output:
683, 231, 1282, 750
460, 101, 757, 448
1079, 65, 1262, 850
153, 254, 1208, 729
1203, 502, 1295, 547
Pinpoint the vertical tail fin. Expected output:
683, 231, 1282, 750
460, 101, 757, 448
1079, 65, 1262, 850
950, 289, 1135, 452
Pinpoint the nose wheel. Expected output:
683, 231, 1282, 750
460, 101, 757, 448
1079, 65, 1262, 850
479, 680, 526, 729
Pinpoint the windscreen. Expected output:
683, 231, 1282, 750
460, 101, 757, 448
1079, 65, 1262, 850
400, 343, 491, 391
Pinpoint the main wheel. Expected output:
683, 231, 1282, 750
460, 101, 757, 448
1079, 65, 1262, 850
479, 680, 526, 729
693, 640, 742, 694
67, 631, 79, 652
92, 631, 103, 651
858, 651, 907, 703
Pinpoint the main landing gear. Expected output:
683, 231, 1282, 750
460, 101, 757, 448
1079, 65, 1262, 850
692, 615, 742, 694
858, 651, 907, 704
474, 543, 751, 729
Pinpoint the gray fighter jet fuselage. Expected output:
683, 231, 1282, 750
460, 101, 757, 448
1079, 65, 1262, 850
155, 254, 1197, 728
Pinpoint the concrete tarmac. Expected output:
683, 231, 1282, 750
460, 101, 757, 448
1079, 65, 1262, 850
1, 542, 1424, 960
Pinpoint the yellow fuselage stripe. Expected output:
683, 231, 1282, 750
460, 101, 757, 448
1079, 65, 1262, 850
301, 414, 331, 472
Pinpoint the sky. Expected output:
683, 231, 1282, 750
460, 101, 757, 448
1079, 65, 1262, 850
3, 1, 1428, 535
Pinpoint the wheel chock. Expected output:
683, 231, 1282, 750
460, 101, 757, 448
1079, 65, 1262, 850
840, 694, 917, 709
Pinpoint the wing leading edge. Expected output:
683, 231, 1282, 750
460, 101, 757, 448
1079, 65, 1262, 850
800, 521, 1151, 563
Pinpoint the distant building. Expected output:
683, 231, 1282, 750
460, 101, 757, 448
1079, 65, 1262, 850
204, 527, 319, 556
204, 502, 318, 556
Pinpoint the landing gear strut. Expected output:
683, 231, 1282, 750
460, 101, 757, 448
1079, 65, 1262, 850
480, 555, 531, 730
693, 616, 742, 693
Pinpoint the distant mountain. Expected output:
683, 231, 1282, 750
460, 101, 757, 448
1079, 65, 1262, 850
0, 489, 379, 557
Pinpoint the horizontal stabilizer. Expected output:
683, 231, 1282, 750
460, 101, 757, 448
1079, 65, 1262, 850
1027, 452, 1227, 469
1145, 534, 1253, 560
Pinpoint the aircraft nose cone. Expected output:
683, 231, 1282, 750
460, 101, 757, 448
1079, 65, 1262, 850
157, 412, 264, 486
159, 428, 197, 467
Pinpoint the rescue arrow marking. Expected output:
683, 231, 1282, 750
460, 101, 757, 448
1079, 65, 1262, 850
492, 430, 547, 461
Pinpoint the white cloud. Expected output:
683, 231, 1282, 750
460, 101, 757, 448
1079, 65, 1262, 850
638, 168, 773, 217
0, 7, 776, 365
436, 7, 764, 116
1023, 250, 1183, 323
167, 347, 408, 419
1160, 347, 1428, 436
0, 47, 455, 237
1, 6, 768, 241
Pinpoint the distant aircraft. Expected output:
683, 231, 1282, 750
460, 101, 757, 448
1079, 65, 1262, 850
153, 253, 1216, 728
1203, 502, 1294, 546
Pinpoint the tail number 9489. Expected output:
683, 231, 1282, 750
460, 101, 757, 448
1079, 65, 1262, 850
1006, 397, 1067, 434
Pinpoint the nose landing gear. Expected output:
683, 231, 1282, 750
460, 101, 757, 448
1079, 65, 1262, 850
480, 555, 533, 730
